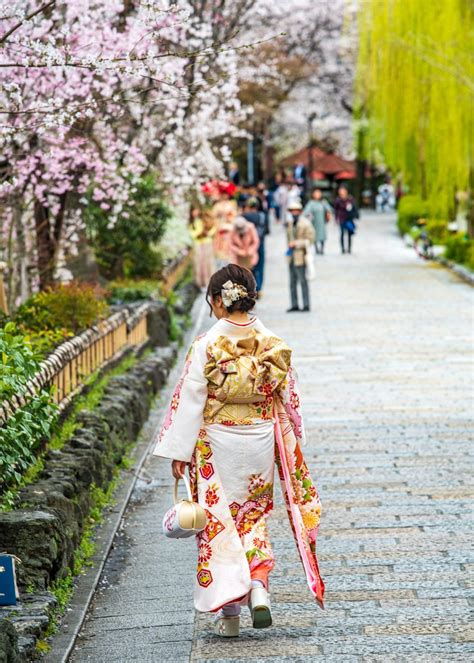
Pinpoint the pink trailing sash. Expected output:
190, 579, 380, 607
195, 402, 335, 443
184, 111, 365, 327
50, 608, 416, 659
273, 395, 325, 608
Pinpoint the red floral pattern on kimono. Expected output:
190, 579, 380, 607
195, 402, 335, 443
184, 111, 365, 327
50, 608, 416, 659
152, 335, 208, 462
153, 317, 324, 612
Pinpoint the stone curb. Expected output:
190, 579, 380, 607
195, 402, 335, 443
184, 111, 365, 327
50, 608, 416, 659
44, 365, 169, 663
45, 294, 205, 663
434, 256, 474, 286
0, 347, 176, 661
402, 230, 473, 287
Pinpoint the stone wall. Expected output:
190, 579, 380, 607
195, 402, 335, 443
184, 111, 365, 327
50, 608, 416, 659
0, 283, 200, 660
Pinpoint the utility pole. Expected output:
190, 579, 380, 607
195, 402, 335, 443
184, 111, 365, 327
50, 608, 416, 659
307, 112, 317, 195
247, 138, 255, 185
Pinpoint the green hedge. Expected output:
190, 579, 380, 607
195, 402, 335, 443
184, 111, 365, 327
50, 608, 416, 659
85, 175, 171, 280
0, 323, 58, 492
424, 218, 449, 244
107, 279, 161, 304
444, 234, 474, 271
397, 195, 430, 235
12, 283, 109, 356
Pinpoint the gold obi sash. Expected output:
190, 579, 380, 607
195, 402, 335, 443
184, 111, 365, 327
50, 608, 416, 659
203, 331, 291, 424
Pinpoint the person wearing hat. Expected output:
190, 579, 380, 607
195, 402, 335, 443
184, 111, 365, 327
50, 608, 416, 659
286, 200, 315, 312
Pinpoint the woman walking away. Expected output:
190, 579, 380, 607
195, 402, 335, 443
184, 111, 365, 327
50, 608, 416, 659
228, 216, 260, 271
153, 265, 324, 637
189, 209, 216, 289
286, 200, 315, 312
212, 189, 237, 266
334, 185, 359, 254
303, 188, 332, 254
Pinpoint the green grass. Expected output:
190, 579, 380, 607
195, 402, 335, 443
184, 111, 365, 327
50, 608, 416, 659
50, 351, 138, 450
38, 475, 121, 649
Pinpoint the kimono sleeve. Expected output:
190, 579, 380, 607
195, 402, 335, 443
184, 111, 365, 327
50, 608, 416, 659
276, 365, 307, 446
152, 336, 208, 462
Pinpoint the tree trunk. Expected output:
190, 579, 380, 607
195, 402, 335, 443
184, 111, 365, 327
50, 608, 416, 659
9, 203, 30, 310
34, 200, 55, 289
354, 125, 366, 208
370, 164, 378, 209
355, 157, 366, 208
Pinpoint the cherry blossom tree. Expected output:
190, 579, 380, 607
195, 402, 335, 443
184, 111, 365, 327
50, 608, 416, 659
0, 0, 356, 309
238, 0, 357, 169
0, 0, 255, 304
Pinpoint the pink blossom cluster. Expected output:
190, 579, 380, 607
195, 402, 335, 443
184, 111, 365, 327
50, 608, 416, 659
0, 0, 249, 302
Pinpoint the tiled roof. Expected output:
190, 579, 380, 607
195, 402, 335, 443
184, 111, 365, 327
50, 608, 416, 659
280, 146, 356, 176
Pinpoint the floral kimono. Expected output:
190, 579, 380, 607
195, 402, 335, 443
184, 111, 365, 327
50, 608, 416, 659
153, 316, 324, 612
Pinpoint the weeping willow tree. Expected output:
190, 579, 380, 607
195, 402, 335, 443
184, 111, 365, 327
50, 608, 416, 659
356, 0, 474, 229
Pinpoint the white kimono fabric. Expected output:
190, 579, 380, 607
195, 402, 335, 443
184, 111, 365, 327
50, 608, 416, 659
153, 316, 324, 612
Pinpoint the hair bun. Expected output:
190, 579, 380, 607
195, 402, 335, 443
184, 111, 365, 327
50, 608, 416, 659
206, 264, 258, 315
239, 294, 257, 312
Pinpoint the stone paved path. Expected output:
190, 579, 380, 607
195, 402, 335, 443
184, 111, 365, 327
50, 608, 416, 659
70, 212, 473, 662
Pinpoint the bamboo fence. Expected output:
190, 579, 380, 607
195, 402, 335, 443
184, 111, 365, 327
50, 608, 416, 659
161, 250, 192, 294
0, 304, 150, 425
1, 249, 191, 425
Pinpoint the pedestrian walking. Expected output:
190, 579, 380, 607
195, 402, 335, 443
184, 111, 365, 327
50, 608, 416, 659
229, 161, 240, 186
287, 183, 302, 212
237, 183, 251, 210
333, 185, 359, 254
256, 182, 269, 214
293, 161, 307, 192
212, 190, 237, 266
243, 197, 267, 295
303, 188, 332, 254
228, 216, 260, 270
189, 209, 216, 289
274, 178, 289, 223
153, 264, 324, 637
376, 181, 395, 213
286, 200, 315, 312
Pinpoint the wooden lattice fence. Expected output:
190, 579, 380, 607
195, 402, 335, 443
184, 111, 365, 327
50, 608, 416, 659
0, 303, 151, 425
0, 249, 191, 426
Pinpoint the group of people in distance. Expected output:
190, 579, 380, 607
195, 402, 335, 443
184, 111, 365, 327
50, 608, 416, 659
189, 180, 269, 294
189, 170, 359, 313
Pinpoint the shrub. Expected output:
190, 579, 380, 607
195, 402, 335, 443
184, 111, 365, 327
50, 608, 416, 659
27, 329, 74, 358
15, 282, 109, 336
107, 278, 160, 304
85, 174, 172, 280
397, 195, 430, 235
0, 323, 58, 491
467, 246, 474, 272
425, 218, 449, 244
445, 234, 474, 270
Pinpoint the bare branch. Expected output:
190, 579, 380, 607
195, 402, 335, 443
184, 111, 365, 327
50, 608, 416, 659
0, 0, 56, 45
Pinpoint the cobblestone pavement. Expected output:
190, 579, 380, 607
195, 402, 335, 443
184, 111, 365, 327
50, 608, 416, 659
70, 212, 473, 662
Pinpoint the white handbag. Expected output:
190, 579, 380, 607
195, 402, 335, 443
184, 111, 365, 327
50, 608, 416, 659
162, 475, 207, 539
305, 243, 316, 281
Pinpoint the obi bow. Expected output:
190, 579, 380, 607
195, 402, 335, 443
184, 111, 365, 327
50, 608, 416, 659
204, 331, 292, 402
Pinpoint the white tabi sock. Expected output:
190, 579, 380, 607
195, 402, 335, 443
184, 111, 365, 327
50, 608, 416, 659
221, 602, 241, 617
